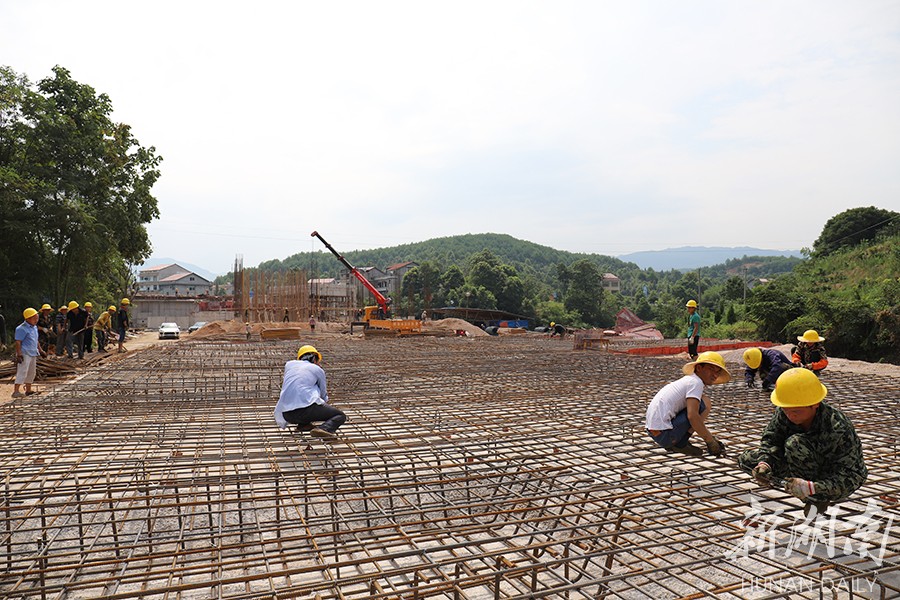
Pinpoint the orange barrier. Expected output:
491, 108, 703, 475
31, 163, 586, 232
619, 340, 774, 356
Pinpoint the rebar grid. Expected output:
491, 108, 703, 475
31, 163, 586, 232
1, 336, 898, 599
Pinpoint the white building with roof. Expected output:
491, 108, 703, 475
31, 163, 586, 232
138, 263, 212, 296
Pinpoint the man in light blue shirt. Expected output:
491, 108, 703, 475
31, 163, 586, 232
14, 308, 45, 398
273, 344, 346, 440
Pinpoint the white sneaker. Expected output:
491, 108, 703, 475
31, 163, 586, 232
11, 391, 24, 398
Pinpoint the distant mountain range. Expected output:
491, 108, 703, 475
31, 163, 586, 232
618, 247, 804, 271
148, 240, 804, 282
138, 257, 220, 282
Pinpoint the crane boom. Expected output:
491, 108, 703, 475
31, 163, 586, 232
310, 231, 390, 314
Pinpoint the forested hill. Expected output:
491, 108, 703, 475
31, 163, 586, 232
260, 233, 636, 279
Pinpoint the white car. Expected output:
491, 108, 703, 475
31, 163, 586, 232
158, 323, 180, 339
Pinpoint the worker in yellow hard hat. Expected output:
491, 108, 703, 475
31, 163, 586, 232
13, 307, 46, 398
549, 321, 566, 338
64, 301, 88, 359
82, 302, 95, 354
738, 368, 867, 517
685, 300, 700, 359
791, 329, 828, 374
92, 305, 116, 352
54, 305, 68, 356
37, 304, 54, 355
742, 346, 794, 392
646, 351, 730, 457
273, 344, 346, 441
116, 298, 131, 353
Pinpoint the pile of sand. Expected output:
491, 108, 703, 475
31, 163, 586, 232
424, 318, 489, 337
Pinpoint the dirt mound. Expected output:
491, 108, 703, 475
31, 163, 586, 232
425, 318, 489, 337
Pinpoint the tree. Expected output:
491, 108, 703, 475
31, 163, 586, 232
0, 65, 161, 308
812, 206, 899, 258
746, 275, 807, 342
440, 265, 465, 298
468, 250, 525, 314
724, 276, 745, 301
563, 259, 604, 325
447, 284, 496, 309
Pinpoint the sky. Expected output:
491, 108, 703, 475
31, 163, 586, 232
3, 1, 900, 274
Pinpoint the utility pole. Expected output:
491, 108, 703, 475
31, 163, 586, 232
742, 265, 747, 317
697, 268, 701, 304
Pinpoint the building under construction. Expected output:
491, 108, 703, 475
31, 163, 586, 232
1, 335, 898, 598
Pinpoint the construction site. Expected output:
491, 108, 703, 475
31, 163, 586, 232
1, 329, 899, 599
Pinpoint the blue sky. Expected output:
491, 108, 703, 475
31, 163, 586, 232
2, 1, 899, 274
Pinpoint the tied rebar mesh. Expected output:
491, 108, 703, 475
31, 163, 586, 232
1, 336, 898, 599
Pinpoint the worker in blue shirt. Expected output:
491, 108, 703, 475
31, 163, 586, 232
13, 308, 46, 398
743, 347, 795, 392
273, 345, 346, 440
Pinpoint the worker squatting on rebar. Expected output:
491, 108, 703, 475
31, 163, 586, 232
792, 328, 829, 374
273, 344, 347, 441
645, 351, 729, 458
737, 367, 867, 516
742, 346, 794, 392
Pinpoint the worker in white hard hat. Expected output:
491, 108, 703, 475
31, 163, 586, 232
742, 347, 794, 392
646, 352, 730, 457
791, 329, 828, 374
738, 368, 866, 517
273, 345, 346, 440
685, 300, 700, 359
13, 308, 46, 398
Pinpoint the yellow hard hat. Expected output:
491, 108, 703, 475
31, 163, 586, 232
23, 307, 38, 319
798, 329, 825, 343
84, 302, 92, 308
68, 301, 79, 310
108, 305, 117, 312
121, 298, 131, 305
550, 322, 556, 327
683, 351, 731, 384
685, 300, 698, 308
40, 304, 52, 311
771, 367, 827, 408
297, 345, 322, 362
742, 347, 762, 370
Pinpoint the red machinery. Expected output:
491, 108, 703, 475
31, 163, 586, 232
310, 231, 391, 325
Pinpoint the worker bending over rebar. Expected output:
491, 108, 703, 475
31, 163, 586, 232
273, 344, 346, 441
738, 367, 867, 517
645, 351, 729, 457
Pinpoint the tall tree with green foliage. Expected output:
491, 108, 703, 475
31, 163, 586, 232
812, 206, 899, 258
0, 65, 161, 308
563, 259, 605, 326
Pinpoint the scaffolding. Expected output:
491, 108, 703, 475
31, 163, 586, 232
233, 255, 309, 323
1, 336, 898, 598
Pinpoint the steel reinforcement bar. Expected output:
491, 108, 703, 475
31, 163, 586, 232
1, 336, 898, 599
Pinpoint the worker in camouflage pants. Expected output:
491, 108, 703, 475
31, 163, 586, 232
738, 368, 867, 516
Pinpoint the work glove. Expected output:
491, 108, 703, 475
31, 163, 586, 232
785, 478, 815, 501
705, 438, 725, 457
751, 462, 771, 485
746, 379, 756, 389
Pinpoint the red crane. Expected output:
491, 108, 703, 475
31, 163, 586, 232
310, 231, 391, 319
